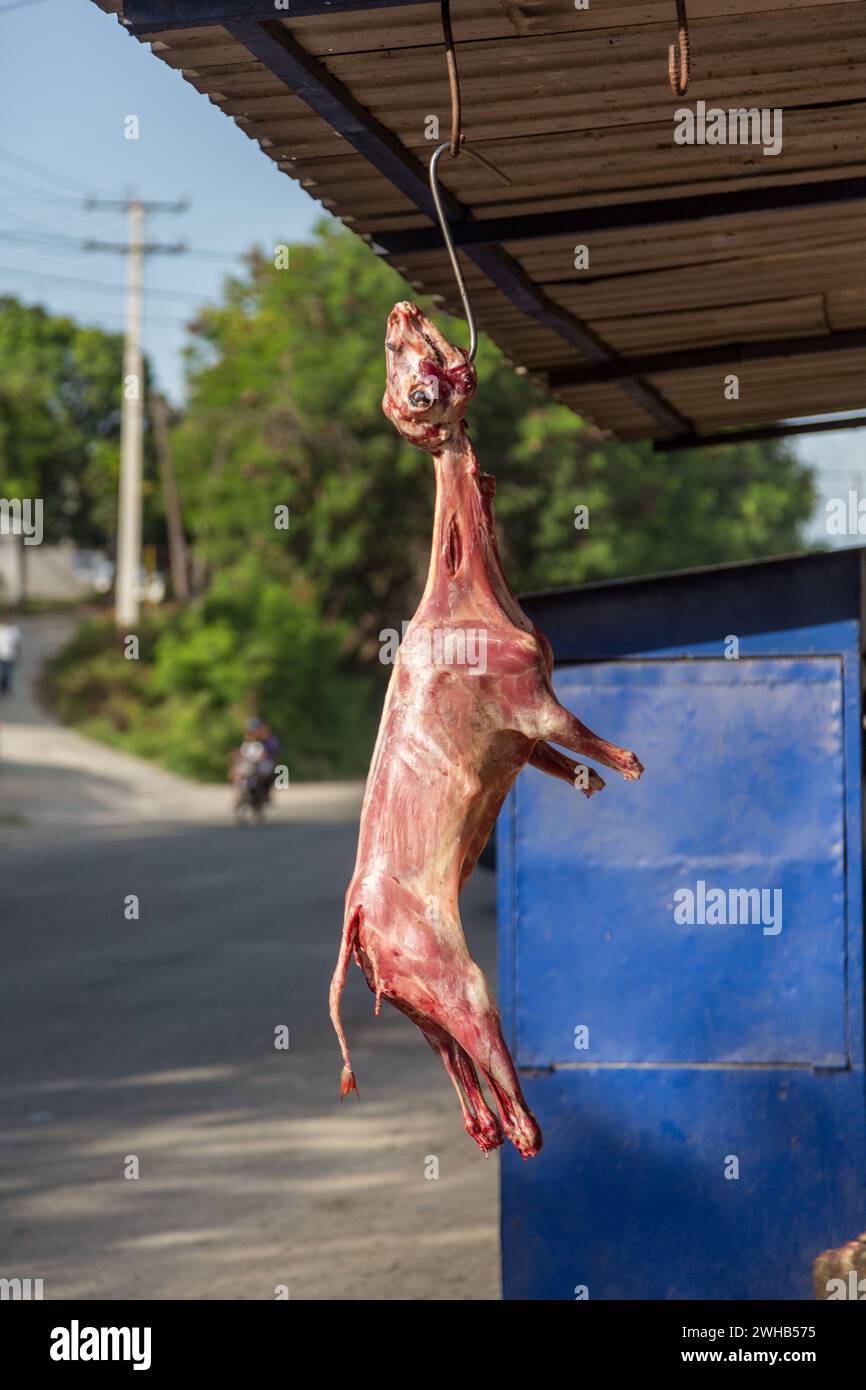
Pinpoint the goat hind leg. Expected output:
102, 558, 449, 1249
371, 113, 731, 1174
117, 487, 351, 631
375, 901, 543, 1158
448, 1039, 503, 1154
395, 995, 503, 1154
439, 969, 542, 1158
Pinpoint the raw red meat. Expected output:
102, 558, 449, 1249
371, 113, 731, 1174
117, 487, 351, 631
330, 303, 643, 1157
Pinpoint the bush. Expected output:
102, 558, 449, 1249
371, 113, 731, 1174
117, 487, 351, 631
41, 573, 378, 782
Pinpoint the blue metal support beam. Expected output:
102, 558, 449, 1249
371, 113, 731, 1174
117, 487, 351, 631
655, 414, 866, 453
371, 175, 866, 255
549, 327, 866, 390
218, 18, 691, 437
121, 0, 430, 32
226, 18, 460, 225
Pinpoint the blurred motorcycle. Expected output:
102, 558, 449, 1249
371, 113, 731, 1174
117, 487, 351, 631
232, 738, 273, 824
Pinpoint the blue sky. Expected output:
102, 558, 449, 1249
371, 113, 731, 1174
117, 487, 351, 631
1, 0, 863, 541
1, 0, 318, 401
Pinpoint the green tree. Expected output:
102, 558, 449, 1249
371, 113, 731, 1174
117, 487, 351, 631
0, 299, 132, 602
494, 405, 817, 591
43, 221, 819, 782
175, 219, 816, 630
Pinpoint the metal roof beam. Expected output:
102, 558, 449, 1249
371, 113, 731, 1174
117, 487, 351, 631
223, 18, 691, 437
229, 20, 457, 223
122, 0, 430, 32
655, 415, 866, 453
372, 176, 866, 255
549, 328, 866, 389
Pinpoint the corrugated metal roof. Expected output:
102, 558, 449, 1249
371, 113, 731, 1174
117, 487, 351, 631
95, 1, 866, 442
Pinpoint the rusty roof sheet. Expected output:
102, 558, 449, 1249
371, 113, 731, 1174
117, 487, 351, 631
95, 0, 866, 442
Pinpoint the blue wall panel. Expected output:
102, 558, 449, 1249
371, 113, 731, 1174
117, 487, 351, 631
514, 659, 847, 1066
499, 552, 866, 1301
501, 1068, 866, 1301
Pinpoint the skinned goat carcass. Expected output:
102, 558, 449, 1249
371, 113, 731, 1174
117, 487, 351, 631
330, 303, 643, 1158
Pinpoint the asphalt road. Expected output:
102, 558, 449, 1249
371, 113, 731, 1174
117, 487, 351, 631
0, 617, 499, 1300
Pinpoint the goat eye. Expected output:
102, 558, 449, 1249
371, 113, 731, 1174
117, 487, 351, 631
409, 387, 432, 408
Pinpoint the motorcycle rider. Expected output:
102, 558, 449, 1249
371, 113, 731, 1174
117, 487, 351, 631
230, 717, 280, 812
259, 719, 281, 778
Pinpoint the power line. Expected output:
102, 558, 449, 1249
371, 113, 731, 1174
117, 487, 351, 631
0, 203, 122, 242
0, 204, 76, 238
0, 171, 94, 205
0, 162, 239, 254
0, 227, 103, 250
0, 194, 125, 243
0, 141, 114, 197
83, 237, 188, 256
0, 225, 242, 262
0, 262, 211, 302
83, 195, 189, 216
0, 155, 242, 250
0, 295, 194, 328
0, 0, 53, 14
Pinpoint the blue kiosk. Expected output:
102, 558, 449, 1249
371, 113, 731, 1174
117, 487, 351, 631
498, 548, 866, 1300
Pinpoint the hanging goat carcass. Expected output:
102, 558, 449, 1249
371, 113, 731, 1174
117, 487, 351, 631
330, 303, 644, 1157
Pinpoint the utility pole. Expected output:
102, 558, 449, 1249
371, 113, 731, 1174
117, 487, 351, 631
150, 392, 190, 603
116, 198, 143, 629
84, 197, 187, 628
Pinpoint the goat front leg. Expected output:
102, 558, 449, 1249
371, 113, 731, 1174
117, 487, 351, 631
530, 741, 605, 797
434, 1032, 504, 1156
539, 699, 644, 781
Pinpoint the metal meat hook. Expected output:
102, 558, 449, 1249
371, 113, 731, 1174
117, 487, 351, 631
428, 140, 478, 364
668, 0, 690, 96
429, 0, 511, 364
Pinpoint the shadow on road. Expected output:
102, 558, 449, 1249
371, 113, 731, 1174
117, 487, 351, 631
0, 818, 500, 1299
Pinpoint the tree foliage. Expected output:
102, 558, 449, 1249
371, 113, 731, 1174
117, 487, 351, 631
174, 220, 816, 634
39, 221, 818, 779
0, 298, 127, 549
